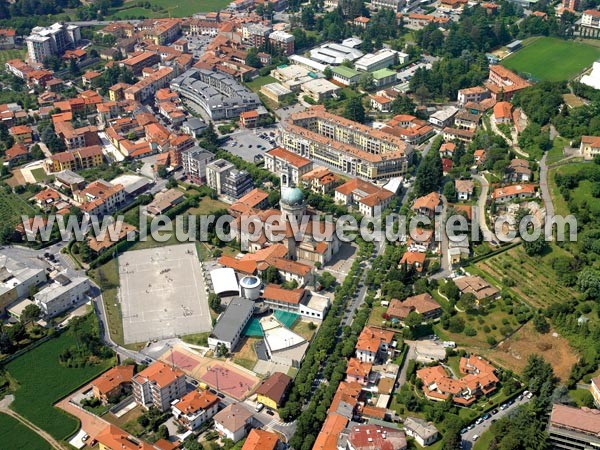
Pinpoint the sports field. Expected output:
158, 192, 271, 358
501, 37, 600, 81
110, 0, 230, 18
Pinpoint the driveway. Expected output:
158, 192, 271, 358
472, 174, 495, 243
55, 383, 111, 441
539, 154, 555, 227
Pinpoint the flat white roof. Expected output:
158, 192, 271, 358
260, 315, 305, 352
210, 267, 239, 295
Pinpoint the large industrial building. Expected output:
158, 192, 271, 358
279, 105, 412, 181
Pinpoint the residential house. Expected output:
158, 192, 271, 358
4, 143, 29, 167
412, 192, 441, 218
213, 403, 253, 442
457, 86, 489, 106
95, 424, 154, 450
355, 326, 395, 363
146, 188, 185, 216
171, 389, 219, 431
455, 179, 474, 201
255, 372, 292, 410
385, 293, 442, 322
399, 251, 427, 272
242, 429, 279, 450
580, 135, 600, 160
443, 127, 474, 143
403, 417, 440, 447
346, 357, 373, 385
9, 125, 33, 144
492, 183, 536, 203
493, 101, 512, 124
132, 361, 187, 411
439, 142, 456, 158
301, 166, 338, 195
504, 158, 531, 182
75, 180, 126, 216
454, 275, 499, 304
345, 425, 407, 450
474, 149, 486, 166
92, 366, 135, 405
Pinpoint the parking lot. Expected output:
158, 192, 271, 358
461, 392, 533, 449
221, 128, 279, 162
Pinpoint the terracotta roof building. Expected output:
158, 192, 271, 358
255, 372, 292, 410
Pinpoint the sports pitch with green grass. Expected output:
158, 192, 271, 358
0, 413, 51, 450
5, 321, 112, 440
501, 37, 600, 81
110, 0, 231, 18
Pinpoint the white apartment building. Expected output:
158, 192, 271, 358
26, 23, 81, 63
132, 361, 187, 411
34, 275, 90, 318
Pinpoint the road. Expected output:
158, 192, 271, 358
472, 174, 495, 243
461, 395, 532, 449
396, 342, 416, 387
431, 194, 450, 280
538, 153, 555, 228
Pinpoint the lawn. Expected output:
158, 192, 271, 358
0, 48, 26, 65
88, 258, 124, 346
501, 37, 600, 81
546, 136, 568, 165
0, 413, 52, 450
187, 197, 229, 215
0, 187, 36, 227
569, 388, 594, 407
30, 168, 49, 182
232, 336, 258, 371
473, 243, 579, 309
291, 319, 317, 341
5, 322, 112, 440
245, 75, 278, 93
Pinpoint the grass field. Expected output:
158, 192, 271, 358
549, 162, 600, 218
245, 75, 278, 93
0, 48, 26, 65
501, 37, 600, 81
0, 413, 52, 450
110, 0, 230, 18
472, 243, 579, 309
5, 324, 112, 440
546, 136, 568, 165
0, 188, 36, 227
89, 258, 124, 346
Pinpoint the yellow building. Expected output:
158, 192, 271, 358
255, 372, 292, 411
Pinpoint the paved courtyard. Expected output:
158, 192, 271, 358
118, 243, 212, 344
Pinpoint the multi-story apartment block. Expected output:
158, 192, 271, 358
244, 22, 272, 47
582, 9, 600, 29
132, 361, 187, 412
268, 30, 295, 55
221, 168, 254, 199
120, 51, 161, 75
48, 145, 104, 172
26, 23, 80, 63
172, 390, 219, 431
124, 66, 176, 103
182, 146, 214, 185
75, 179, 126, 216
371, 0, 405, 10
280, 106, 412, 181
206, 159, 235, 194
170, 69, 261, 120
548, 403, 600, 449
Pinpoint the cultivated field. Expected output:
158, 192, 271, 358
485, 322, 579, 380
502, 37, 600, 81
5, 326, 111, 440
0, 188, 36, 227
473, 244, 579, 309
0, 413, 51, 450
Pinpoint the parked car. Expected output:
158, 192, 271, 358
473, 434, 479, 441
255, 403, 264, 412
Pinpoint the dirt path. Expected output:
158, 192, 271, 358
0, 396, 65, 450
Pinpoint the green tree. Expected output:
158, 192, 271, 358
343, 97, 366, 123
